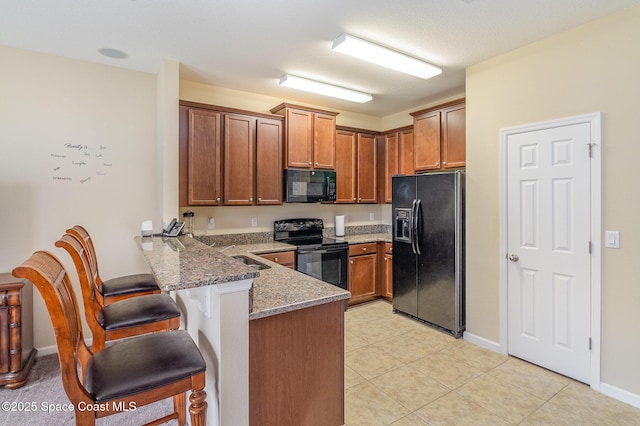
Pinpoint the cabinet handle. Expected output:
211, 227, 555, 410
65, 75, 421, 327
363, 247, 367, 251
258, 197, 262, 201
443, 161, 447, 165
350, 260, 353, 264
274, 257, 279, 262
435, 162, 440, 166
308, 161, 312, 165
315, 162, 319, 165
249, 197, 253, 202
384, 258, 387, 262
353, 198, 356, 201
216, 197, 220, 202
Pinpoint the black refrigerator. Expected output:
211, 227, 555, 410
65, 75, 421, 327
392, 171, 465, 337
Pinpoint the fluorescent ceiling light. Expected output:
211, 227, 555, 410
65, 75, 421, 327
332, 33, 442, 80
279, 74, 372, 103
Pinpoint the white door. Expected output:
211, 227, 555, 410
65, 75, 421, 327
506, 122, 591, 383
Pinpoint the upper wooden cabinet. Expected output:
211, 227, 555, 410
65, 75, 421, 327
180, 106, 222, 206
271, 103, 338, 170
411, 99, 465, 172
335, 128, 377, 204
179, 101, 283, 206
382, 126, 413, 203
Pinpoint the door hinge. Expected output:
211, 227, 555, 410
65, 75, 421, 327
588, 241, 592, 254
589, 338, 592, 350
587, 143, 595, 158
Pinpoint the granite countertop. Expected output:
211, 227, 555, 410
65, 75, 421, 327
212, 243, 351, 320
134, 235, 259, 292
338, 233, 392, 244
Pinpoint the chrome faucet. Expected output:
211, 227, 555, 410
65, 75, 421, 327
220, 244, 236, 253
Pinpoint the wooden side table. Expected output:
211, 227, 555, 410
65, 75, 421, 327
0, 273, 37, 389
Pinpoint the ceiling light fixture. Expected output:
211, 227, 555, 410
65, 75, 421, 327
279, 74, 373, 103
332, 33, 442, 80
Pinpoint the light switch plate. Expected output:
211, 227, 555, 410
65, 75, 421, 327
369, 212, 375, 221
207, 217, 215, 229
605, 231, 620, 249
251, 218, 258, 227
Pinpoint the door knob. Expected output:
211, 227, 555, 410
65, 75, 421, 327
508, 254, 519, 262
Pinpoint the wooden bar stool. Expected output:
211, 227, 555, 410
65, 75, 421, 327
12, 251, 207, 426
66, 225, 161, 305
56, 234, 180, 352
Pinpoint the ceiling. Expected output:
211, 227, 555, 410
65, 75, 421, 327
2, 0, 639, 117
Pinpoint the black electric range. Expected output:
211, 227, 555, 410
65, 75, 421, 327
274, 219, 349, 290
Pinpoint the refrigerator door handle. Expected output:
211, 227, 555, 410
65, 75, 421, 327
414, 199, 422, 255
410, 199, 417, 255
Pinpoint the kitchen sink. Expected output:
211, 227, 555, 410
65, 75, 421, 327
232, 255, 271, 270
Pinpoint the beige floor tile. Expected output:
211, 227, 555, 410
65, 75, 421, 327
345, 365, 367, 389
456, 374, 546, 424
404, 325, 460, 348
344, 381, 410, 425
414, 392, 511, 426
374, 334, 446, 364
389, 413, 431, 425
345, 345, 405, 380
486, 357, 572, 400
409, 351, 485, 389
433, 343, 508, 373
349, 320, 401, 344
542, 382, 640, 425
345, 329, 370, 353
370, 365, 450, 411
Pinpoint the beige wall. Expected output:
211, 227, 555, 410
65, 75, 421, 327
466, 6, 640, 394
0, 45, 158, 349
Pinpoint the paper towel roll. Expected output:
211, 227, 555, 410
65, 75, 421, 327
335, 215, 345, 237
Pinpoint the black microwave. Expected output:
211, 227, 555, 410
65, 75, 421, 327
284, 169, 336, 203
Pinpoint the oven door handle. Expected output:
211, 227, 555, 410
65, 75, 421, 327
298, 247, 348, 255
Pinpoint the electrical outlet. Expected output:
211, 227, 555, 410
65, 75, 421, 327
251, 218, 258, 227
369, 212, 375, 221
207, 217, 215, 229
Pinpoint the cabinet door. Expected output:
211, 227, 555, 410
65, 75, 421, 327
335, 130, 357, 203
256, 118, 283, 205
383, 253, 393, 300
349, 253, 377, 304
383, 133, 399, 203
313, 113, 336, 169
399, 128, 415, 176
413, 111, 441, 171
224, 114, 255, 205
441, 104, 466, 169
188, 109, 222, 205
356, 133, 377, 203
285, 108, 313, 168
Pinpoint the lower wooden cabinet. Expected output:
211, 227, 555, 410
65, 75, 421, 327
348, 243, 378, 305
381, 243, 393, 300
258, 251, 296, 269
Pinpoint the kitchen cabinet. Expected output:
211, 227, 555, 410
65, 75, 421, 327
381, 243, 393, 300
223, 114, 283, 205
335, 128, 377, 204
0, 274, 36, 389
382, 126, 413, 203
179, 101, 283, 206
411, 99, 465, 172
258, 250, 296, 269
348, 243, 378, 305
180, 106, 222, 205
270, 103, 338, 169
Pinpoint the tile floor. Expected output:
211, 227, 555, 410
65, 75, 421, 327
343, 300, 640, 425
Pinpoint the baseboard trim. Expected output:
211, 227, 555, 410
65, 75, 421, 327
463, 331, 506, 354
36, 337, 93, 357
600, 382, 640, 409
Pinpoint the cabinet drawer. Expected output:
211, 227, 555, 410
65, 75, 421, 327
385, 243, 392, 255
259, 251, 296, 268
348, 243, 377, 257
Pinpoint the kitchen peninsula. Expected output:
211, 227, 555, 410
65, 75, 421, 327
135, 235, 350, 426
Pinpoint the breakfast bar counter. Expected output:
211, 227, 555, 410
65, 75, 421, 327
134, 235, 349, 426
